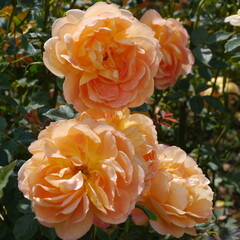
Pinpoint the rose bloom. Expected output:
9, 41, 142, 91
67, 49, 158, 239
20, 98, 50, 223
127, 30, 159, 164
200, 76, 240, 107
141, 10, 194, 89
77, 108, 159, 181
224, 9, 240, 26
18, 118, 145, 240
43, 2, 161, 112
132, 144, 213, 238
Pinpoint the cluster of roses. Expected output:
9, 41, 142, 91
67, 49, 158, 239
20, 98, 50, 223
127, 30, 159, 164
18, 3, 213, 240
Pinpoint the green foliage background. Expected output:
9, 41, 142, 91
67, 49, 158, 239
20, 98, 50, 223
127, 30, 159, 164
0, 0, 240, 239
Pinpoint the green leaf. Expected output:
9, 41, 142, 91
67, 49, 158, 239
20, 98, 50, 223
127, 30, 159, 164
17, 199, 32, 214
6, 42, 18, 55
129, 103, 150, 113
167, 92, 184, 100
1, 95, 19, 108
0, 161, 16, 199
193, 47, 212, 65
96, 227, 109, 240
209, 59, 228, 69
231, 54, 240, 62
198, 66, 212, 81
43, 105, 75, 121
17, 0, 43, 9
207, 31, 232, 44
0, 221, 8, 238
0, 149, 10, 166
189, 96, 204, 114
203, 96, 224, 112
176, 79, 190, 91
200, 142, 216, 156
39, 225, 57, 240
21, 35, 40, 56
219, 227, 240, 240
230, 172, 240, 182
31, 91, 51, 105
0, 73, 12, 90
195, 84, 211, 94
17, 132, 36, 145
25, 103, 44, 112
13, 214, 38, 240
124, 224, 154, 240
26, 62, 44, 74
56, 77, 64, 91
191, 27, 208, 46
208, 162, 218, 171
135, 204, 158, 221
0, 117, 7, 131
109, 227, 119, 240
225, 35, 240, 53
3, 140, 19, 155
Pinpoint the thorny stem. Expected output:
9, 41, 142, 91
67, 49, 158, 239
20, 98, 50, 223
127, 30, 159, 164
50, 78, 59, 107
197, 68, 221, 164
210, 69, 220, 97
43, 0, 50, 31
194, 0, 206, 28
177, 100, 187, 149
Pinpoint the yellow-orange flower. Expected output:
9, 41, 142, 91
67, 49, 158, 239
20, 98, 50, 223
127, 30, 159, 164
141, 10, 194, 89
200, 76, 240, 107
77, 108, 159, 180
18, 118, 145, 240
224, 9, 240, 26
43, 2, 161, 112
132, 145, 213, 238
0, 6, 35, 36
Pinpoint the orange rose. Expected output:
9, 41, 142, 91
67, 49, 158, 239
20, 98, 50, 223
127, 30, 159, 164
77, 108, 159, 181
43, 2, 161, 112
18, 118, 145, 240
141, 10, 194, 89
132, 145, 213, 238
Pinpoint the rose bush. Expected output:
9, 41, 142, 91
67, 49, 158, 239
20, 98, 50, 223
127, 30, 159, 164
1, 0, 231, 239
132, 144, 213, 238
18, 118, 145, 240
43, 2, 161, 112
140, 9, 194, 89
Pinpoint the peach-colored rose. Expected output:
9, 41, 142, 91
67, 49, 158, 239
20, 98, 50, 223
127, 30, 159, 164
43, 2, 161, 112
18, 118, 145, 240
141, 10, 194, 89
200, 76, 240, 107
224, 9, 240, 26
77, 108, 159, 181
132, 145, 213, 238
